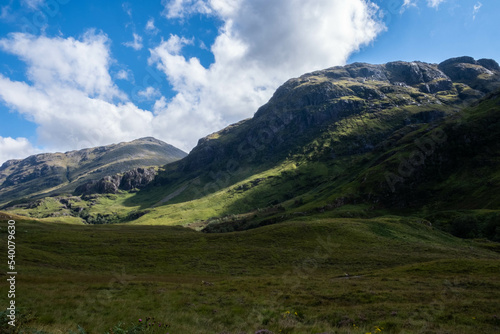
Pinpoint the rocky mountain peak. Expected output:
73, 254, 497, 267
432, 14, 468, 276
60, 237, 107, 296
438, 56, 499, 85
177, 57, 499, 174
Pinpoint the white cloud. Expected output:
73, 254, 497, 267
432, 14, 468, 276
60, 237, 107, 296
137, 86, 161, 100
0, 5, 12, 20
162, 0, 213, 19
0, 136, 39, 164
123, 33, 143, 50
122, 2, 132, 18
145, 18, 159, 35
400, 0, 448, 11
161, 34, 193, 55
0, 31, 157, 160
0, 31, 124, 101
116, 69, 131, 81
151, 0, 385, 149
199, 40, 208, 50
427, 0, 446, 8
473, 2, 482, 20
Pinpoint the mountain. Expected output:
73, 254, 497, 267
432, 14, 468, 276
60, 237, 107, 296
0, 137, 187, 205
3, 57, 500, 240
147, 56, 498, 199
156, 56, 499, 185
173, 57, 500, 171
130, 56, 499, 237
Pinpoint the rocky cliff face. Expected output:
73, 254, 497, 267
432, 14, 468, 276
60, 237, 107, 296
0, 137, 187, 204
74, 167, 157, 195
169, 57, 499, 175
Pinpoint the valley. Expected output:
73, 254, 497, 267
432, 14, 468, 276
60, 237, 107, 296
1, 57, 500, 333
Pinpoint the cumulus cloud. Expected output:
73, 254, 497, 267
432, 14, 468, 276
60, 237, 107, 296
157, 34, 194, 55
137, 86, 161, 100
0, 31, 124, 101
0, 136, 39, 164
150, 0, 385, 149
0, 31, 156, 158
145, 18, 159, 34
123, 33, 143, 50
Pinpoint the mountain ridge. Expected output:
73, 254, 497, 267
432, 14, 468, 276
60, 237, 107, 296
0, 137, 187, 205
126, 56, 500, 239
3, 56, 500, 241
0, 136, 174, 167
153, 56, 499, 195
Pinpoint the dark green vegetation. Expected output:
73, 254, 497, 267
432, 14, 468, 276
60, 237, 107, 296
1, 57, 500, 333
0, 137, 186, 206
1, 213, 499, 333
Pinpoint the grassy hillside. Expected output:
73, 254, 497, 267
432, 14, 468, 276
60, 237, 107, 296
1, 213, 499, 333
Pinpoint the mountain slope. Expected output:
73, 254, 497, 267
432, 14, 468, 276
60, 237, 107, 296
4, 57, 500, 240
344, 90, 500, 208
185, 57, 497, 165
123, 57, 498, 241
125, 57, 499, 220
0, 137, 187, 205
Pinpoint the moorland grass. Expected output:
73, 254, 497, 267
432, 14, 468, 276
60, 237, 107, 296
1, 214, 499, 333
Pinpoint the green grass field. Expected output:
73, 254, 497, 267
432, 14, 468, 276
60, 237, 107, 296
1, 213, 499, 333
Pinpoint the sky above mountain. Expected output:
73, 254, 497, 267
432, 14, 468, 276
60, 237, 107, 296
0, 0, 498, 164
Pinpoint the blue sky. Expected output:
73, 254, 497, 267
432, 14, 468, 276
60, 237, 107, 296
0, 0, 498, 164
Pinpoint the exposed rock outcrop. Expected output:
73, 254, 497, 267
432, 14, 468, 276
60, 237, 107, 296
438, 56, 500, 92
74, 167, 157, 195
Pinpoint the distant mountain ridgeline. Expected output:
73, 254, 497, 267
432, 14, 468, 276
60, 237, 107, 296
0, 137, 187, 205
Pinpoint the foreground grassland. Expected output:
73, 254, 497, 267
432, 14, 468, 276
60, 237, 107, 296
1, 214, 499, 333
